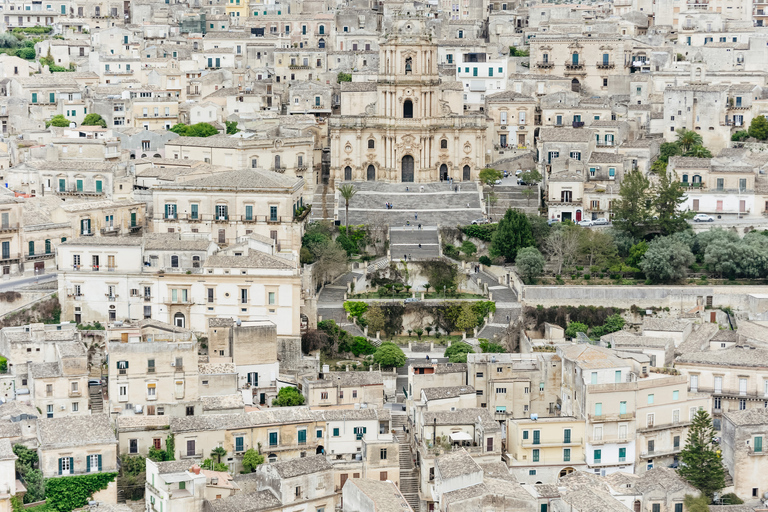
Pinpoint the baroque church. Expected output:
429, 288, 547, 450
329, 14, 488, 183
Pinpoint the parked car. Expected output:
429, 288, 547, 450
404, 298, 420, 303
578, 219, 594, 227
89, 379, 101, 387
471, 218, 491, 225
592, 218, 610, 225
494, 179, 502, 185
503, 170, 509, 177
693, 214, 715, 222
547, 218, 560, 226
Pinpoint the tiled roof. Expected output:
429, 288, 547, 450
203, 249, 295, 270
143, 233, 212, 251
723, 406, 768, 426
61, 236, 143, 247
305, 371, 384, 388
423, 408, 500, 432
340, 82, 377, 92
436, 449, 481, 480
343, 480, 412, 512
268, 454, 332, 478
207, 490, 281, 512
422, 385, 475, 400
642, 318, 691, 332
159, 169, 300, 190
676, 346, 768, 368
539, 127, 595, 143
38, 414, 116, 448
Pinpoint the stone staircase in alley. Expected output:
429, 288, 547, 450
89, 385, 103, 413
396, 431, 419, 511
310, 183, 335, 222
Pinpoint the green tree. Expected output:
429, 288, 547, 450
658, 142, 683, 164
373, 342, 406, 368
444, 342, 474, 363
479, 339, 505, 353
337, 72, 352, 83
683, 495, 709, 512
731, 130, 750, 142
338, 184, 357, 229
81, 113, 106, 127
272, 386, 305, 406
564, 321, 588, 339
520, 168, 542, 184
479, 168, 503, 205
578, 230, 618, 267
210, 446, 227, 464
170, 122, 217, 137
612, 169, 652, 238
365, 304, 386, 335
626, 241, 648, 268
48, 115, 70, 127
455, 302, 478, 333
515, 246, 545, 283
225, 120, 240, 134
685, 145, 712, 158
748, 115, 768, 140
640, 237, 695, 284
544, 223, 581, 275
490, 209, 535, 262
13, 444, 38, 469
676, 129, 703, 153
17, 47, 34, 60
590, 314, 626, 338
678, 409, 726, 500
460, 240, 477, 257
654, 169, 693, 236
242, 448, 264, 473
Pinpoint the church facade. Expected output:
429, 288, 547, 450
328, 17, 488, 184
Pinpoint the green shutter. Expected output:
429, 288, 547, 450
59, 178, 65, 191
70, 457, 74, 473
564, 429, 571, 444
235, 437, 244, 452
76, 179, 83, 192
28, 241, 34, 256
533, 430, 540, 445
96, 180, 102, 193
58, 458, 62, 475
98, 454, 102, 471
131, 212, 136, 227
86, 456, 91, 472
755, 436, 763, 452
49, 92, 55, 103
298, 430, 306, 443
32, 93, 37, 103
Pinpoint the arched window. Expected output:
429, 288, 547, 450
368, 139, 375, 149
268, 454, 277, 463
318, 25, 325, 34
405, 56, 412, 74
367, 165, 375, 181
440, 139, 448, 149
174, 312, 185, 328
403, 99, 413, 119
318, 38, 325, 49
171, 255, 179, 268
458, 30, 463, 38
344, 166, 352, 181
693, 174, 702, 183
192, 256, 200, 268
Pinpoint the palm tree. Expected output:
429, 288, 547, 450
685, 145, 713, 158
210, 446, 227, 464
338, 184, 357, 229
676, 129, 703, 153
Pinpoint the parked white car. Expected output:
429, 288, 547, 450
578, 219, 594, 227
593, 218, 610, 225
693, 214, 715, 222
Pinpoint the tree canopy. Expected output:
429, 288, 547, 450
490, 209, 535, 262
170, 122, 218, 137
47, 115, 70, 128
373, 342, 406, 368
748, 115, 768, 140
81, 113, 106, 127
272, 386, 305, 406
515, 247, 545, 283
444, 341, 474, 363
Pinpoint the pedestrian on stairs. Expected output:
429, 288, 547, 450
418, 243, 422, 248
415, 213, 418, 220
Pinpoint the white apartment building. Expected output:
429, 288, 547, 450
456, 53, 507, 109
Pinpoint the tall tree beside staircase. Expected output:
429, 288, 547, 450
339, 184, 357, 229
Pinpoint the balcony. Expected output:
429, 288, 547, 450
564, 63, 585, 71
589, 434, 630, 445
105, 295, 118, 301
26, 252, 54, 261
572, 121, 585, 128
57, 188, 104, 197
69, 389, 82, 397
0, 223, 18, 233
0, 254, 20, 264
101, 226, 120, 236
182, 451, 203, 459
748, 448, 767, 456
596, 62, 615, 69
640, 446, 681, 458
288, 64, 311, 70
636, 420, 690, 433
537, 61, 554, 68
213, 215, 229, 223
589, 412, 635, 423
81, 231, 94, 236
272, 166, 286, 173
521, 438, 582, 448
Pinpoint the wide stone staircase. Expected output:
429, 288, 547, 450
486, 184, 540, 218
340, 181, 483, 226
390, 227, 441, 261
396, 431, 419, 511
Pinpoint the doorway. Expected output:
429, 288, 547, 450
575, 210, 582, 222
402, 156, 414, 182
34, 262, 44, 274
367, 165, 375, 181
439, 164, 448, 181
463, 165, 470, 181
571, 78, 580, 92
344, 166, 352, 181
